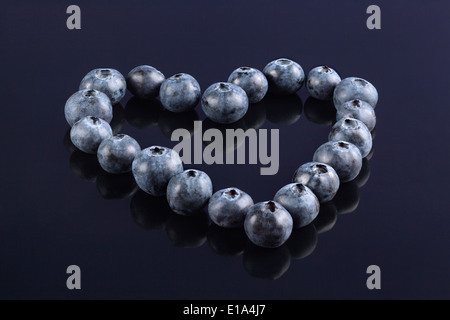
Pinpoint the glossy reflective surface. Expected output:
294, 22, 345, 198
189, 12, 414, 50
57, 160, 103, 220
1, 1, 449, 299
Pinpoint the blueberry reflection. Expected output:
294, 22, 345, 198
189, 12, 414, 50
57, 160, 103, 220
286, 224, 318, 260
62, 94, 376, 280
202, 117, 248, 152
158, 109, 199, 138
96, 170, 138, 200
125, 97, 162, 129
130, 190, 171, 230
165, 211, 210, 248
262, 93, 303, 125
63, 128, 77, 154
207, 224, 247, 256
371, 126, 376, 140
313, 201, 338, 234
353, 158, 371, 188
243, 242, 291, 280
242, 103, 267, 130
110, 103, 126, 134
366, 144, 375, 160
303, 97, 336, 126
69, 150, 102, 182
333, 181, 360, 215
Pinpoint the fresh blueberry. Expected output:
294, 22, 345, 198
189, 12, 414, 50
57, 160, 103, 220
132, 146, 183, 196
292, 162, 340, 203
159, 73, 201, 112
228, 67, 268, 103
97, 134, 141, 174
333, 77, 378, 109
274, 183, 320, 228
244, 201, 293, 248
306, 66, 341, 101
201, 82, 249, 124
336, 99, 376, 131
79, 68, 127, 104
166, 169, 213, 215
263, 58, 305, 95
329, 118, 372, 158
313, 141, 362, 182
70, 116, 113, 154
64, 89, 112, 127
208, 187, 254, 228
126, 65, 165, 99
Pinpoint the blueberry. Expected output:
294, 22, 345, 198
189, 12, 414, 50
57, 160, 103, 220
64, 89, 113, 127
208, 187, 254, 228
132, 146, 183, 196
292, 162, 340, 203
274, 183, 320, 228
79, 68, 127, 104
126, 65, 165, 99
244, 201, 293, 248
97, 134, 141, 174
166, 169, 213, 215
336, 99, 376, 131
329, 118, 372, 158
306, 66, 341, 101
201, 82, 249, 124
333, 77, 378, 109
313, 141, 362, 182
263, 58, 305, 95
70, 116, 113, 154
159, 73, 201, 112
228, 67, 268, 103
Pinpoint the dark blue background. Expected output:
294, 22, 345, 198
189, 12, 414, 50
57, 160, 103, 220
1, 0, 449, 299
